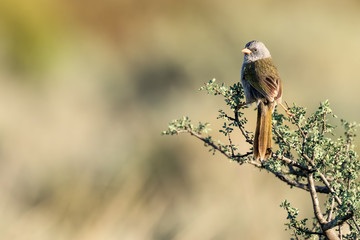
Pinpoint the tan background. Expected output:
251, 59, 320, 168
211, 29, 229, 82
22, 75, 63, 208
0, 0, 360, 239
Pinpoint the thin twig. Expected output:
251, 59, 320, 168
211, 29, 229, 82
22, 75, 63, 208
293, 230, 300, 240
339, 224, 343, 240
307, 221, 320, 239
223, 111, 253, 145
322, 112, 327, 135
214, 88, 232, 102
295, 121, 307, 139
228, 132, 235, 157
234, 110, 253, 144
327, 197, 335, 222
180, 129, 231, 158
273, 126, 289, 146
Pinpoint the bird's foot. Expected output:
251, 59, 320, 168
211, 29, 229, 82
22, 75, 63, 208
279, 102, 295, 117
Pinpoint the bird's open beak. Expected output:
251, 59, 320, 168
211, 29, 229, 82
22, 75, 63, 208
242, 48, 252, 54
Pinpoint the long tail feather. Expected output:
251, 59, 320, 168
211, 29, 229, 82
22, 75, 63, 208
254, 102, 274, 160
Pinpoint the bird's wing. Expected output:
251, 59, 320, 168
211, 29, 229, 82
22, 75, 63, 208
243, 59, 281, 102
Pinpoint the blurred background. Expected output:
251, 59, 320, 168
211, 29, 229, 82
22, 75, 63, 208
0, 0, 360, 239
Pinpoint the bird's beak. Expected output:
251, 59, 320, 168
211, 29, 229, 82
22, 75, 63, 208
242, 48, 252, 54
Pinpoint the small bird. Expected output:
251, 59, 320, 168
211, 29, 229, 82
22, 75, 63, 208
241, 40, 283, 160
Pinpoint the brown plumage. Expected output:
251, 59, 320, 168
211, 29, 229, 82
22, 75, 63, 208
241, 41, 282, 160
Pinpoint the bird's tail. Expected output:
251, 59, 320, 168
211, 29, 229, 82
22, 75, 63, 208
254, 101, 274, 160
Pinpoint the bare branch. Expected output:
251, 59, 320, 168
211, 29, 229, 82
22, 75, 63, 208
323, 211, 354, 231
248, 160, 262, 168
308, 173, 341, 240
275, 154, 310, 172
327, 197, 335, 222
308, 173, 327, 224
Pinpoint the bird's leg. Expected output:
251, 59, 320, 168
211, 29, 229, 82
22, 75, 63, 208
279, 102, 295, 117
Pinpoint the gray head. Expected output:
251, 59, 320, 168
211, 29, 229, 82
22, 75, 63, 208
242, 40, 271, 63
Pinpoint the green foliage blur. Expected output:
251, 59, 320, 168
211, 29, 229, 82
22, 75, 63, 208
1, 0, 360, 239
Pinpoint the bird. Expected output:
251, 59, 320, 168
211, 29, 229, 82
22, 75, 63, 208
241, 40, 283, 160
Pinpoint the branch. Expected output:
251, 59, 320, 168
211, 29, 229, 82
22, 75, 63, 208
302, 153, 360, 233
293, 118, 307, 139
182, 130, 330, 194
180, 129, 252, 162
308, 173, 341, 240
339, 225, 343, 240
323, 211, 354, 231
227, 132, 235, 157
308, 173, 327, 224
220, 111, 252, 145
214, 87, 233, 103
285, 165, 307, 177
175, 122, 335, 197
276, 154, 310, 172
273, 126, 289, 146
292, 230, 300, 240
234, 110, 253, 144
233, 152, 253, 160
186, 130, 231, 158
184, 130, 331, 194
327, 197, 335, 222
273, 169, 329, 193
247, 160, 330, 193
293, 227, 323, 236
306, 222, 321, 239
302, 153, 343, 204
166, 82, 360, 239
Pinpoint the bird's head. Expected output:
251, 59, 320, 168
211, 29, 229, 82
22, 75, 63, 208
242, 40, 271, 63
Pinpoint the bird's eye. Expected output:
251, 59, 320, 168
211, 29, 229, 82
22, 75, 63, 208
253, 48, 258, 52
